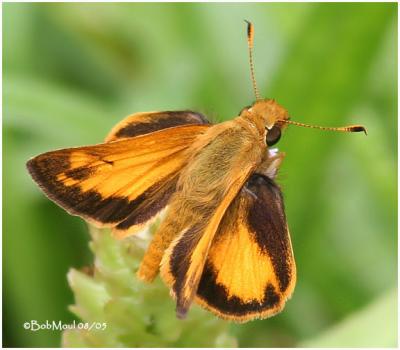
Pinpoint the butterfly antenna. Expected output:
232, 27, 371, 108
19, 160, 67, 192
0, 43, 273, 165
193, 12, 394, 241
245, 20, 261, 101
280, 119, 367, 135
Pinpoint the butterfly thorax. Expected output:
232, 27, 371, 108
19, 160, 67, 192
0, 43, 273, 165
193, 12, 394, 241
177, 120, 265, 205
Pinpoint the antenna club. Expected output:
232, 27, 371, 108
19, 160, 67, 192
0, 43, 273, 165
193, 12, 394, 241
348, 125, 368, 135
279, 119, 367, 135
245, 20, 254, 48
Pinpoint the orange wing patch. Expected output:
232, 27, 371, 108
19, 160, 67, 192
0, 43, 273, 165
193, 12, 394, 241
195, 174, 296, 322
27, 125, 210, 238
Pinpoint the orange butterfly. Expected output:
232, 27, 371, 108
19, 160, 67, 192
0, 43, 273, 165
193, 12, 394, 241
27, 22, 366, 322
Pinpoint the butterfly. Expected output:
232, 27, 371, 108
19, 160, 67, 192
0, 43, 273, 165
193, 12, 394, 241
26, 21, 366, 322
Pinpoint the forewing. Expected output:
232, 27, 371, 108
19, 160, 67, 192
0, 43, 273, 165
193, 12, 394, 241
195, 174, 296, 322
27, 124, 210, 237
105, 110, 210, 142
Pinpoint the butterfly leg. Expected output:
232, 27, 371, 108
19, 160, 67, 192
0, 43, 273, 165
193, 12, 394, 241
137, 214, 180, 282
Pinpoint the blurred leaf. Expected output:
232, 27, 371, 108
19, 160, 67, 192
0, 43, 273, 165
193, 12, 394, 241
3, 75, 112, 148
300, 287, 397, 347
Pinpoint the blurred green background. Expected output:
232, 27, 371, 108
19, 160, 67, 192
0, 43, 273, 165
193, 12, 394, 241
3, 2, 397, 348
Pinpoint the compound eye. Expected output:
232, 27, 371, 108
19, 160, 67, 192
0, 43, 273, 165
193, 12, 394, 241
266, 125, 281, 146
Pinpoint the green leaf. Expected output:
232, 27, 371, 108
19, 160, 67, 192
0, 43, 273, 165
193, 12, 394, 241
300, 288, 398, 347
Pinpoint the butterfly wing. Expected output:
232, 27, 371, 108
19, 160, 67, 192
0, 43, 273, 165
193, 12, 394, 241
105, 110, 210, 142
27, 116, 210, 238
195, 174, 296, 322
161, 172, 251, 317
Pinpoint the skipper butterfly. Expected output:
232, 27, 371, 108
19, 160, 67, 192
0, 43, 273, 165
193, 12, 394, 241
27, 22, 366, 322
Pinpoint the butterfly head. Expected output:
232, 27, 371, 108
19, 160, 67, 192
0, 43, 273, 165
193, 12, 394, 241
239, 99, 289, 146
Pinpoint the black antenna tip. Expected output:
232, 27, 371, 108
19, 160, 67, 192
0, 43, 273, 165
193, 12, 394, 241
350, 125, 368, 135
244, 20, 252, 36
